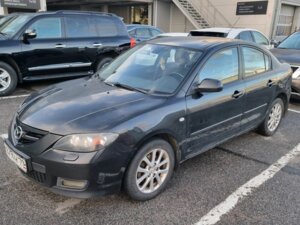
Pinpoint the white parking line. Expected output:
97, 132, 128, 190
0, 134, 8, 140
0, 94, 29, 100
195, 143, 300, 225
288, 108, 300, 114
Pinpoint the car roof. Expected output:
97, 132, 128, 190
158, 33, 188, 37
126, 24, 161, 30
190, 27, 259, 34
147, 36, 247, 51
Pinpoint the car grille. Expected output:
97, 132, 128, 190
22, 170, 47, 184
13, 118, 48, 145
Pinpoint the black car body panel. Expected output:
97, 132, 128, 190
0, 11, 130, 83
5, 37, 292, 198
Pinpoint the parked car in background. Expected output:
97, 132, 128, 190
127, 24, 163, 42
154, 32, 188, 38
189, 27, 271, 49
4, 37, 291, 201
0, 11, 132, 96
270, 31, 300, 99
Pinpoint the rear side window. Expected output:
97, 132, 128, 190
136, 28, 151, 38
242, 47, 270, 77
189, 31, 228, 37
238, 31, 254, 42
199, 47, 239, 84
65, 16, 97, 38
90, 16, 120, 37
252, 31, 269, 45
29, 17, 62, 39
151, 29, 162, 37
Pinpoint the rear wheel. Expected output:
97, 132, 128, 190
257, 98, 284, 136
0, 62, 18, 96
96, 57, 113, 71
124, 139, 175, 201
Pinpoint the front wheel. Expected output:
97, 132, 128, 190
124, 139, 175, 201
0, 62, 18, 96
257, 98, 284, 136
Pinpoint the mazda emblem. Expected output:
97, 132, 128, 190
14, 126, 24, 141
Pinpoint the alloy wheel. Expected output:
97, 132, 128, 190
0, 68, 11, 92
136, 148, 170, 194
267, 102, 282, 132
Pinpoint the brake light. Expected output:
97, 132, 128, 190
130, 38, 136, 48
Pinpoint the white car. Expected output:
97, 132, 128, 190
189, 28, 271, 49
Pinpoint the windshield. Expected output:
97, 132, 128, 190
277, 32, 300, 50
99, 44, 202, 95
0, 15, 31, 36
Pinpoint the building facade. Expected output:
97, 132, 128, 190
0, 0, 300, 40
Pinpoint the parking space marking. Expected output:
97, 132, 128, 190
55, 198, 83, 215
0, 134, 8, 140
0, 94, 29, 100
195, 143, 300, 225
288, 108, 300, 114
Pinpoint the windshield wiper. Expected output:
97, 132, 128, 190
105, 82, 148, 94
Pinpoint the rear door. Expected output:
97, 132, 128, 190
240, 45, 276, 130
185, 46, 246, 158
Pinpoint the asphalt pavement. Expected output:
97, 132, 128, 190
0, 81, 300, 225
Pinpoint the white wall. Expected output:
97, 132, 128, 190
154, 0, 171, 32
170, 3, 195, 32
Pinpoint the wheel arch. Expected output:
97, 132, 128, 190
93, 51, 119, 71
275, 92, 289, 115
0, 55, 21, 83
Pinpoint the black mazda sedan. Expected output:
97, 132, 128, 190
4, 37, 292, 201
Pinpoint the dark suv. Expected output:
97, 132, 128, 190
0, 11, 132, 96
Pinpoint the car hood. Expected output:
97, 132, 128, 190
270, 48, 300, 66
18, 77, 166, 135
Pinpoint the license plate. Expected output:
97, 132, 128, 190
4, 144, 28, 173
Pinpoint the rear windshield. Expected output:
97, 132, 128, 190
189, 31, 228, 38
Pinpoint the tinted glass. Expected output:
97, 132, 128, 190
277, 32, 300, 49
0, 15, 31, 36
252, 31, 269, 45
90, 16, 120, 37
99, 44, 202, 95
242, 47, 266, 77
151, 29, 162, 37
29, 18, 62, 39
199, 48, 239, 84
136, 28, 151, 38
129, 29, 136, 36
238, 31, 253, 42
65, 16, 97, 37
189, 31, 228, 37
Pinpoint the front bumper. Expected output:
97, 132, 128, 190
4, 136, 129, 198
291, 78, 300, 98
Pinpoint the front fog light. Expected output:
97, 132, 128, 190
57, 177, 88, 189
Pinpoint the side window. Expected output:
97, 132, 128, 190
129, 29, 136, 37
65, 16, 96, 38
136, 28, 151, 38
242, 47, 268, 77
252, 31, 269, 45
265, 55, 271, 70
199, 48, 239, 84
151, 29, 162, 37
29, 17, 62, 39
238, 31, 254, 42
90, 16, 119, 37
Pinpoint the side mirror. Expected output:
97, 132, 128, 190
195, 78, 223, 93
23, 29, 37, 40
271, 39, 280, 48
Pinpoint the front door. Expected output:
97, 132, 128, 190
185, 47, 245, 159
20, 16, 70, 79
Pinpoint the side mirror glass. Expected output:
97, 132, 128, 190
195, 78, 223, 93
23, 29, 37, 40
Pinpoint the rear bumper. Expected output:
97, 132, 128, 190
4, 138, 128, 198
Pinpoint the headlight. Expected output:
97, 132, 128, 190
53, 133, 119, 152
292, 67, 300, 79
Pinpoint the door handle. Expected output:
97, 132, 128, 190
267, 79, 275, 87
55, 44, 66, 48
232, 90, 244, 99
93, 43, 103, 47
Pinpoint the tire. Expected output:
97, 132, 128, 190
124, 139, 175, 201
0, 61, 18, 96
257, 98, 284, 136
96, 57, 113, 71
